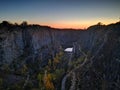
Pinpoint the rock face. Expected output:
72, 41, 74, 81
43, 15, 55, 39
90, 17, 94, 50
0, 21, 120, 90
0, 27, 24, 64
0, 22, 120, 65
75, 22, 120, 90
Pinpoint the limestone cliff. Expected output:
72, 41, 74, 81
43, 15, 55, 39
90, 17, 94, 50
0, 23, 106, 64
0, 21, 120, 90
0, 22, 119, 65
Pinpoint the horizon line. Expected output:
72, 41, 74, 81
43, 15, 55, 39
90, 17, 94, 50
0, 20, 119, 30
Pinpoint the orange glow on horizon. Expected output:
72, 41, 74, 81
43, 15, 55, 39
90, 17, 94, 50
32, 22, 90, 29
47, 23, 88, 29
29, 20, 91, 29
28, 19, 118, 29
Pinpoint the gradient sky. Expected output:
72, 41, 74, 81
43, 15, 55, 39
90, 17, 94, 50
0, 0, 120, 29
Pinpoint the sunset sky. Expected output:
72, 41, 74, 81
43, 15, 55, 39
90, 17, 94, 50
0, 0, 120, 29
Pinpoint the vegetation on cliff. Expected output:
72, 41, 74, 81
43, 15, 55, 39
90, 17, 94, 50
0, 21, 120, 90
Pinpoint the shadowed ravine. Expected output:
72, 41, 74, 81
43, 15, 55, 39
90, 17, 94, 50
0, 21, 120, 90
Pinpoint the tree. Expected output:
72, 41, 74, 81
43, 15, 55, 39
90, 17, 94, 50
21, 64, 28, 75
0, 21, 12, 27
53, 51, 63, 70
21, 21, 28, 26
37, 73, 44, 90
43, 70, 55, 90
14, 22, 18, 26
97, 22, 102, 25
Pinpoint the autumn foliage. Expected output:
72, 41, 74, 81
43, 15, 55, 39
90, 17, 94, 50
43, 71, 55, 90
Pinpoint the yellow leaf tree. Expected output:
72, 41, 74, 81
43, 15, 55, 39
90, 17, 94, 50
43, 70, 55, 90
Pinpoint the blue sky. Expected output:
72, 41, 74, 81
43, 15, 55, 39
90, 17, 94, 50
0, 0, 120, 28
